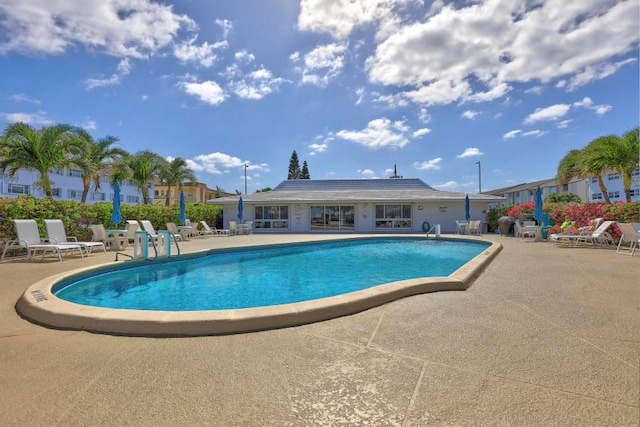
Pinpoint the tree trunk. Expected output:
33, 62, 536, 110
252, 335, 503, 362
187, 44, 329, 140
596, 176, 611, 203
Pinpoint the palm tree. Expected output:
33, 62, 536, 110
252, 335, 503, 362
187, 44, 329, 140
158, 157, 196, 206
610, 127, 639, 202
129, 150, 164, 204
0, 122, 83, 198
556, 149, 595, 199
580, 135, 620, 204
73, 129, 129, 203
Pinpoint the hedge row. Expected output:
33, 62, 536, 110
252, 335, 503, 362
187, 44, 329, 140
0, 196, 223, 243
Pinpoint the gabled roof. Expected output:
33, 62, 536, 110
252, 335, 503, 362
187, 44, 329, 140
210, 178, 504, 204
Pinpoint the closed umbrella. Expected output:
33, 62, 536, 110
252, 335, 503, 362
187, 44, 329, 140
465, 194, 470, 221
178, 191, 186, 223
533, 186, 543, 221
110, 181, 123, 226
237, 196, 243, 222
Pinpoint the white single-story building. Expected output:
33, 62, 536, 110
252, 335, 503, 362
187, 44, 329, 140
210, 178, 504, 234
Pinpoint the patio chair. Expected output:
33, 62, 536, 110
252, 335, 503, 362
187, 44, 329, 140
183, 219, 197, 239
455, 220, 467, 234
45, 219, 106, 255
165, 222, 184, 241
467, 220, 480, 235
514, 221, 536, 241
229, 221, 238, 235
551, 220, 616, 247
615, 223, 638, 256
1, 219, 84, 262
90, 224, 126, 250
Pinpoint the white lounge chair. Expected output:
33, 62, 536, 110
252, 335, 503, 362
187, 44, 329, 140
1, 219, 84, 262
551, 220, 616, 247
45, 219, 106, 255
201, 220, 230, 236
467, 220, 480, 235
123, 220, 139, 248
514, 221, 536, 241
229, 221, 238, 235
140, 220, 159, 241
615, 223, 638, 256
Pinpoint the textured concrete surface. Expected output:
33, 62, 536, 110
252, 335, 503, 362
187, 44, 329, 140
0, 233, 638, 426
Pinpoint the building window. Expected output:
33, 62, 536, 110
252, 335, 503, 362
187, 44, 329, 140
51, 168, 65, 175
548, 186, 556, 194
51, 188, 61, 197
630, 189, 639, 197
375, 204, 412, 229
254, 205, 289, 229
68, 190, 82, 200
124, 180, 134, 186
608, 191, 620, 199
92, 192, 106, 201
591, 177, 597, 183
127, 195, 140, 204
310, 205, 354, 231
68, 169, 82, 177
7, 183, 29, 194
154, 190, 160, 197
607, 173, 620, 181
631, 169, 640, 178
592, 193, 603, 200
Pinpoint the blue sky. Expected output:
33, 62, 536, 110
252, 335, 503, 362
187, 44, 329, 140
0, 0, 638, 194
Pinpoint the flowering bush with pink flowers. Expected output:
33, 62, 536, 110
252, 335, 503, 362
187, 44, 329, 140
507, 201, 639, 240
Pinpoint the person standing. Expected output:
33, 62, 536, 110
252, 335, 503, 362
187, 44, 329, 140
481, 210, 489, 233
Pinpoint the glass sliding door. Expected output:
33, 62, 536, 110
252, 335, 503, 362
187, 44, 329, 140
310, 205, 355, 231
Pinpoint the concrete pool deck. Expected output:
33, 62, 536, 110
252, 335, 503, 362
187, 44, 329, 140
0, 233, 637, 426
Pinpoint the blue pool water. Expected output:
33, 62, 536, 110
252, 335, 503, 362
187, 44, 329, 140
54, 238, 489, 311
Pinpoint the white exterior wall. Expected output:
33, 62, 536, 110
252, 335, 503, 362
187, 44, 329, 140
225, 201, 492, 234
587, 171, 640, 202
0, 169, 150, 205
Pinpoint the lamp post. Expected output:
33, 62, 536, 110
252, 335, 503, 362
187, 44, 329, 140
475, 160, 481, 194
244, 164, 248, 195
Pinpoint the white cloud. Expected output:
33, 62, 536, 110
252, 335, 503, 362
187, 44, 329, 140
9, 93, 40, 104
434, 181, 458, 189
557, 119, 572, 129
191, 152, 248, 174
418, 108, 431, 123
300, 43, 347, 86
524, 104, 570, 124
412, 128, 431, 138
235, 50, 255, 63
456, 147, 483, 158
522, 130, 545, 137
358, 169, 375, 176
229, 67, 286, 100
461, 110, 479, 120
182, 81, 226, 105
216, 19, 233, 39
503, 129, 522, 139
1, 111, 53, 125
524, 86, 543, 95
84, 58, 133, 90
174, 36, 227, 67
83, 120, 97, 130
335, 118, 411, 149
298, 0, 638, 107
594, 105, 612, 115
0, 0, 195, 58
572, 97, 593, 108
308, 143, 328, 155
573, 96, 612, 116
413, 158, 442, 170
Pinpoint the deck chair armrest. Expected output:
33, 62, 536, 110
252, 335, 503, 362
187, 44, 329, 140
40, 238, 54, 244
66, 236, 79, 242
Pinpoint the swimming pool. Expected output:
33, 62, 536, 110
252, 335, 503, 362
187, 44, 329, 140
17, 236, 502, 336
53, 238, 489, 311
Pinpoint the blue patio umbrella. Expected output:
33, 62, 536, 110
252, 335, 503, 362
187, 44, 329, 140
533, 186, 543, 221
178, 191, 186, 223
237, 196, 243, 222
464, 194, 470, 221
110, 181, 123, 226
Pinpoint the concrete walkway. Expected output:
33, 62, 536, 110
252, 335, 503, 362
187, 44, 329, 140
0, 234, 637, 426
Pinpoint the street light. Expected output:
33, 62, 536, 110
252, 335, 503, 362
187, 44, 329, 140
475, 160, 481, 194
244, 164, 248, 195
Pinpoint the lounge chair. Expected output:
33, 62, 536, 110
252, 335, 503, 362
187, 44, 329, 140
615, 223, 638, 256
123, 220, 139, 248
90, 224, 126, 250
45, 219, 106, 255
550, 220, 616, 247
201, 221, 229, 236
1, 219, 84, 262
140, 220, 160, 241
